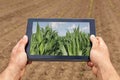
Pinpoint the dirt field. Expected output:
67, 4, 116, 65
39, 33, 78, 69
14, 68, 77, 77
0, 0, 120, 80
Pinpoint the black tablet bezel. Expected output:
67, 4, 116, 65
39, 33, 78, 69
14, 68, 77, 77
26, 18, 96, 61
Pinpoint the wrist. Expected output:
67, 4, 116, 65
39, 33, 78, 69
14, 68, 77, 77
1, 64, 21, 80
98, 60, 120, 80
98, 59, 112, 70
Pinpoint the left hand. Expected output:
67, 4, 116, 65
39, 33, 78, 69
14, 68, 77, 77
0, 35, 30, 80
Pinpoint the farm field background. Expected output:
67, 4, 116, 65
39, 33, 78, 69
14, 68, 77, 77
0, 0, 120, 80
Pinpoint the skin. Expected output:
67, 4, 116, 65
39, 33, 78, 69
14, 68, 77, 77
0, 35, 29, 80
88, 35, 120, 80
0, 35, 120, 80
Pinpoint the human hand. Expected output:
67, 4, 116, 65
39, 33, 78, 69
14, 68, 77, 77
0, 35, 30, 80
88, 35, 111, 74
88, 35, 120, 80
88, 35, 111, 69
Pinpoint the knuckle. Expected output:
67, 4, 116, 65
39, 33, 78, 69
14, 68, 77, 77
19, 41, 25, 48
96, 36, 99, 38
17, 47, 23, 53
19, 40, 24, 45
91, 47, 97, 53
99, 37, 103, 40
12, 47, 17, 53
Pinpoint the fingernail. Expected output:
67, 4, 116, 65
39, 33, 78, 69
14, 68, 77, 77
23, 35, 27, 39
90, 35, 95, 38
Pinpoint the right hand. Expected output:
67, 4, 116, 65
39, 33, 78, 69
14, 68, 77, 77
88, 35, 111, 75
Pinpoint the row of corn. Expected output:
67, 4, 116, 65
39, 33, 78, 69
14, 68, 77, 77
30, 23, 91, 56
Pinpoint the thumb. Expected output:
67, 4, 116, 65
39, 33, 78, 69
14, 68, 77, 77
90, 35, 98, 48
18, 35, 28, 51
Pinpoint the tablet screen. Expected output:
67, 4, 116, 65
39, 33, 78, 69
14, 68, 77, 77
30, 21, 91, 56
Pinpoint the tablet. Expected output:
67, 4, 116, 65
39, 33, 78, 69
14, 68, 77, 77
26, 18, 96, 61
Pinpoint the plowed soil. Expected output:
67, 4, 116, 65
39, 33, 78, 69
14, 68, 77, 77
0, 0, 120, 80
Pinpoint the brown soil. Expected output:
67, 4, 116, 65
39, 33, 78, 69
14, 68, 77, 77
0, 0, 120, 80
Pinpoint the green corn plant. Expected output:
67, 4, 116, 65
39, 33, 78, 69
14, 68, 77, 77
39, 43, 44, 55
59, 40, 68, 56
30, 23, 91, 56
30, 33, 37, 55
36, 23, 43, 42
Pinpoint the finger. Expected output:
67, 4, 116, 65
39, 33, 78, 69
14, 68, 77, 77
20, 68, 26, 77
15, 35, 27, 50
92, 66, 98, 75
90, 35, 98, 48
87, 61, 94, 67
27, 61, 32, 64
17, 35, 28, 52
12, 39, 21, 53
96, 37, 106, 46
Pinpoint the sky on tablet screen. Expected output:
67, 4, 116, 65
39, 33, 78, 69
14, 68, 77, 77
32, 22, 90, 36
